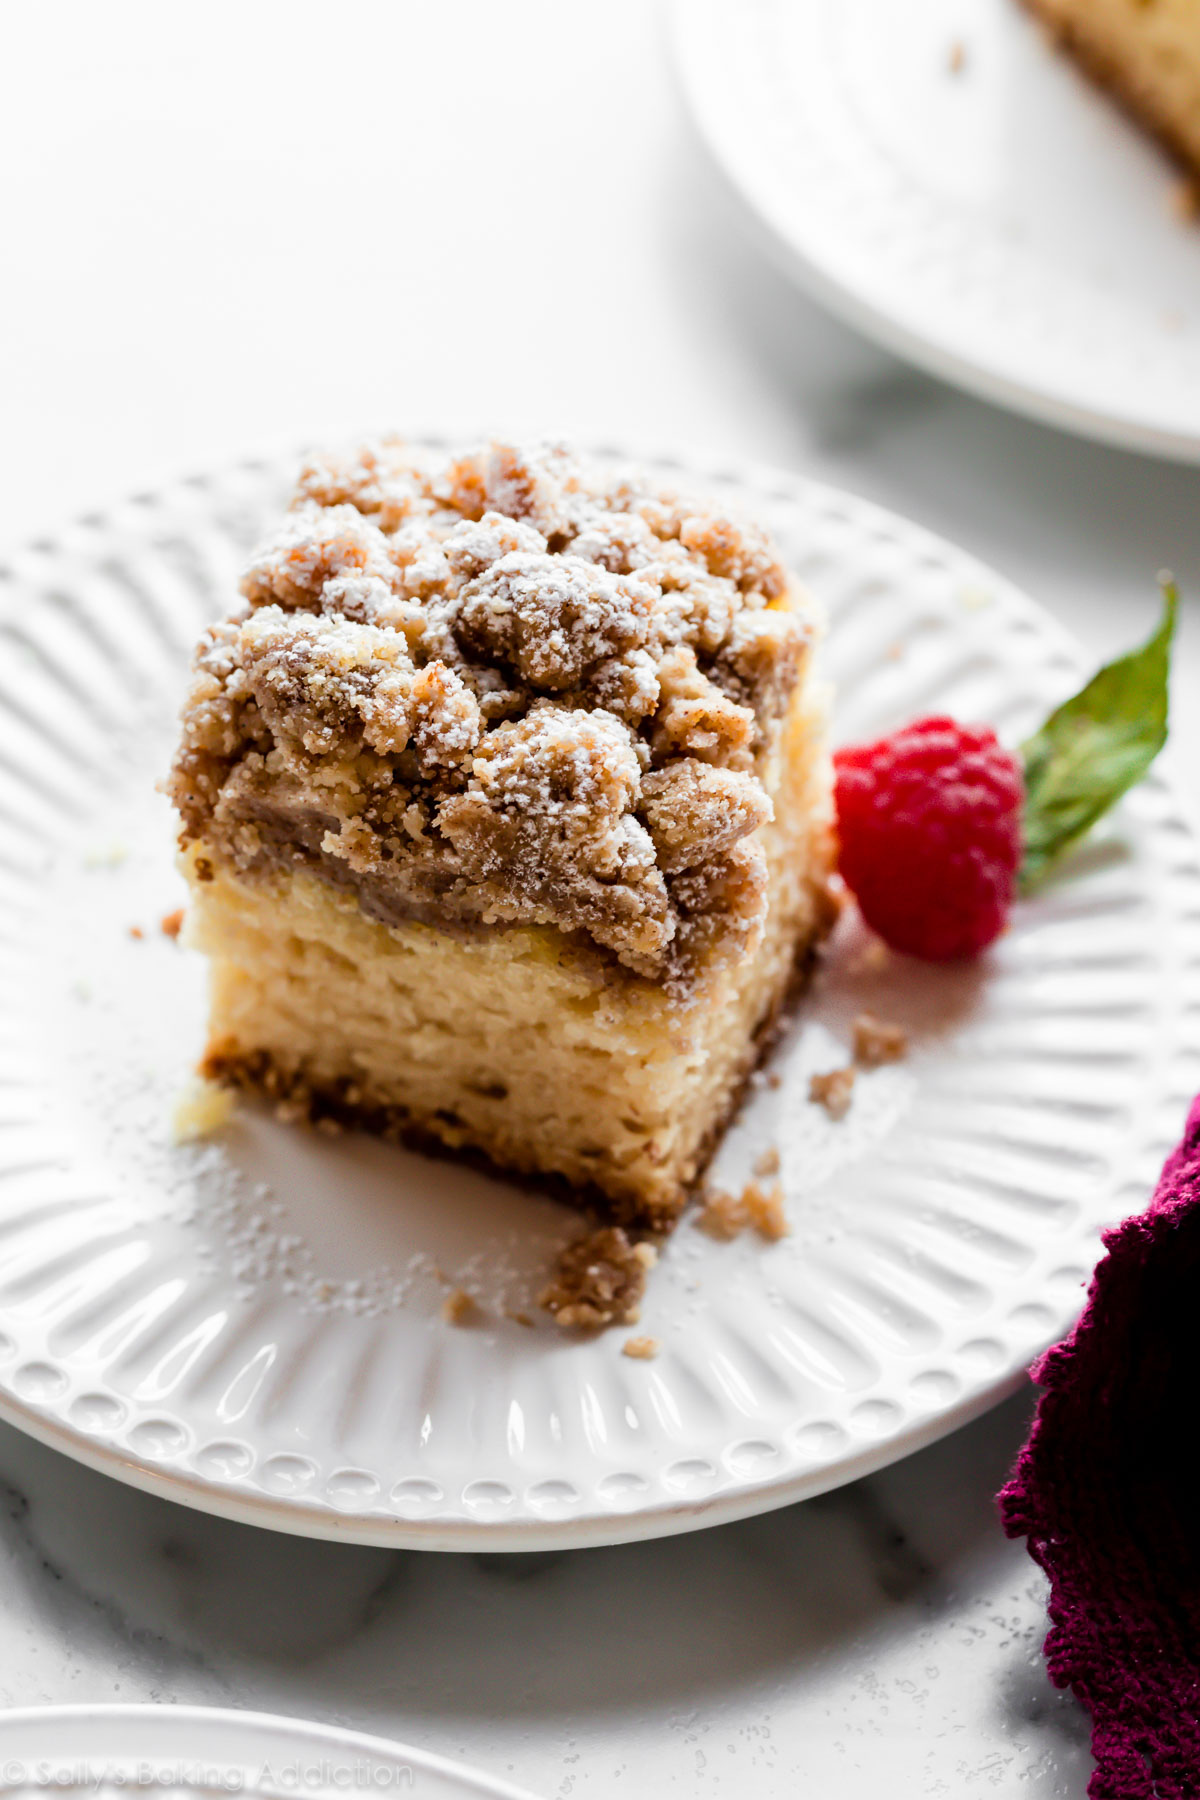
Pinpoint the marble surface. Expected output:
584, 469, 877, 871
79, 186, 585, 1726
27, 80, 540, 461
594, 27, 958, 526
0, 1397, 1092, 1796
2, 1, 1197, 1793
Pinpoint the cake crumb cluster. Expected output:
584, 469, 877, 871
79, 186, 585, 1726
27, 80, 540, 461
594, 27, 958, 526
698, 1178, 789, 1242
539, 1226, 657, 1328
809, 1066, 856, 1120
168, 438, 815, 982
852, 1011, 908, 1067
809, 1010, 907, 1121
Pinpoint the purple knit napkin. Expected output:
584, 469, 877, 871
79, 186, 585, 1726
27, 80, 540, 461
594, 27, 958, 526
1001, 1094, 1200, 1799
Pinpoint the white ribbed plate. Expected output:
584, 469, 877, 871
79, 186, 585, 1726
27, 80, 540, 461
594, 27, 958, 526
673, 0, 1200, 462
0, 1704, 540, 1800
0, 443, 1198, 1550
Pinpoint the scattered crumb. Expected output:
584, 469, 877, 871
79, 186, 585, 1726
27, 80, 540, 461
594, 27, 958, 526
623, 1336, 659, 1361
809, 1066, 856, 1120
540, 1228, 656, 1329
852, 1012, 909, 1068
698, 1188, 746, 1241
745, 1179, 789, 1241
884, 640, 904, 662
128, 925, 144, 941
754, 1145, 781, 1180
948, 38, 967, 74
442, 1287, 478, 1325
506, 1309, 534, 1329
766, 1070, 782, 1090
161, 907, 185, 939
172, 1076, 236, 1143
1171, 176, 1200, 223
698, 1178, 789, 1242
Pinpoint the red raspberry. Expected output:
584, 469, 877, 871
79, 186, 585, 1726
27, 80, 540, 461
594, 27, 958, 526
833, 716, 1024, 961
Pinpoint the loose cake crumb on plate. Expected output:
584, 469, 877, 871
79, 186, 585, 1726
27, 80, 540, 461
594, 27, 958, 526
698, 1177, 789, 1241
540, 1227, 657, 1329
622, 1335, 659, 1360
172, 1077, 237, 1143
442, 1287, 478, 1325
697, 1188, 745, 1240
744, 1178, 789, 1240
852, 1012, 908, 1068
161, 907, 185, 939
809, 1066, 856, 1120
753, 1145, 781, 1179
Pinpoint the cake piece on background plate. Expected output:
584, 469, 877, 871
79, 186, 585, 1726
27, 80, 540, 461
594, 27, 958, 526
1024, 0, 1200, 180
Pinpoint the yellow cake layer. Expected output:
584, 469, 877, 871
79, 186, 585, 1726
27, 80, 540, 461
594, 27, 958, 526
184, 691, 834, 1230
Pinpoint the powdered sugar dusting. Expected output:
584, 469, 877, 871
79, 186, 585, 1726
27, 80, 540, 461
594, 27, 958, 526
168, 438, 818, 979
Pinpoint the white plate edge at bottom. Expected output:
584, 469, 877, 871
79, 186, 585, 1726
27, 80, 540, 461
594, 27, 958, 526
0, 1360, 1034, 1553
0, 1704, 543, 1800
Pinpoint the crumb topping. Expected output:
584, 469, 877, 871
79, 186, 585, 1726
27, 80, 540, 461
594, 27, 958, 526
172, 1076, 236, 1143
169, 439, 815, 981
539, 1225, 657, 1329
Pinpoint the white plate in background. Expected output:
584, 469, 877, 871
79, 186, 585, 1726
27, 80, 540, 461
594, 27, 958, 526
0, 442, 1196, 1549
673, 0, 1200, 461
0, 1705, 541, 1800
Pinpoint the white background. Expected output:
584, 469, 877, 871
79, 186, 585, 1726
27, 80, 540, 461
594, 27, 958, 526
0, 3, 1196, 1795
2, 0, 1197, 770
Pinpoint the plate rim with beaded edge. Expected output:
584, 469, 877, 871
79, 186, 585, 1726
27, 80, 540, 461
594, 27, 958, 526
0, 436, 1197, 1553
0, 1703, 544, 1800
671, 0, 1200, 465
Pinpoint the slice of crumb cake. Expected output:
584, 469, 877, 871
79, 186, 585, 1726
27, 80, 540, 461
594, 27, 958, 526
167, 439, 835, 1232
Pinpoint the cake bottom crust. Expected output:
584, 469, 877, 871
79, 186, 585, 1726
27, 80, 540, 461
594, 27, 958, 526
1022, 0, 1200, 177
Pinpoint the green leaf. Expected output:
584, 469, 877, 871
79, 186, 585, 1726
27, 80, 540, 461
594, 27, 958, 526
1020, 577, 1178, 891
